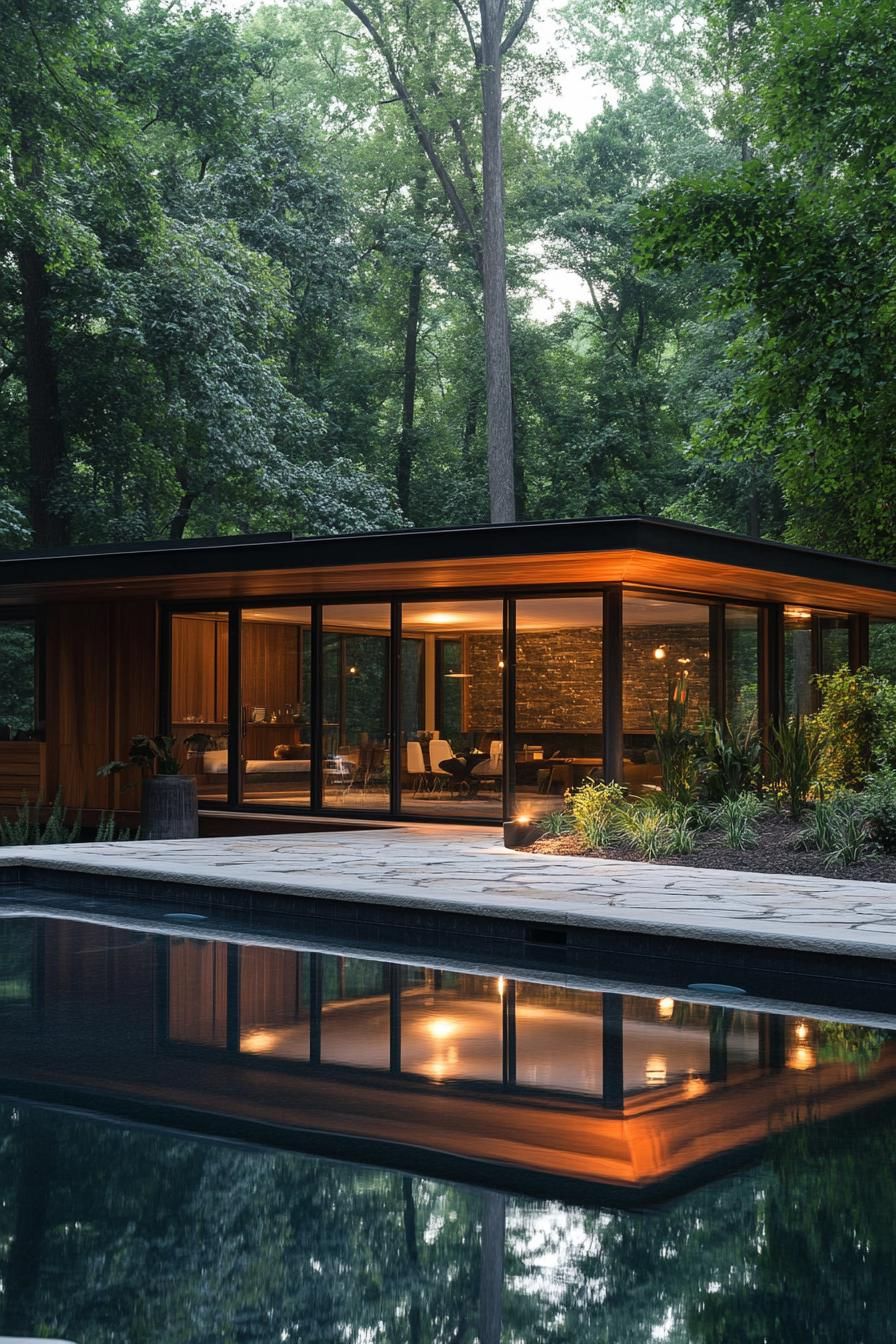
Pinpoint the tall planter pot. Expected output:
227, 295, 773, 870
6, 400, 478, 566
140, 775, 198, 841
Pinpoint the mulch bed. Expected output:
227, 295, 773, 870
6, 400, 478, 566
526, 812, 896, 883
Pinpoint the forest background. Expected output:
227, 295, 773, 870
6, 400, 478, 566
2, 0, 893, 558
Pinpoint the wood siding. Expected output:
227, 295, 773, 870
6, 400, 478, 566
0, 741, 46, 806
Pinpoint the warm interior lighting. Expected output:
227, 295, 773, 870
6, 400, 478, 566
795, 1020, 809, 1041
426, 1016, 457, 1040
677, 656, 691, 666
645, 1055, 668, 1086
788, 1044, 816, 1072
653, 646, 666, 660
515, 814, 531, 825
685, 1074, 708, 1098
241, 1029, 278, 1053
418, 611, 464, 625
497, 975, 506, 997
347, 665, 358, 675
785, 607, 812, 621
657, 996, 675, 1020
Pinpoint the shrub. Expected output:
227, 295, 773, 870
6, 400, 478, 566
767, 715, 822, 819
860, 767, 896, 853
814, 666, 880, 789
665, 811, 697, 854
823, 806, 868, 868
539, 809, 575, 838
620, 807, 674, 861
797, 798, 844, 853
715, 793, 763, 850
698, 717, 761, 801
0, 791, 132, 846
567, 778, 627, 846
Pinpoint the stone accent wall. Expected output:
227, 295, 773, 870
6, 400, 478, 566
623, 623, 710, 733
463, 628, 602, 733
461, 622, 711, 738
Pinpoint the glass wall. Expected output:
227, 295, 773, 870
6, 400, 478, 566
399, 969, 503, 1082
322, 604, 391, 809
622, 594, 712, 793
724, 605, 760, 730
240, 607, 311, 807
239, 947, 311, 1061
870, 619, 896, 681
321, 956, 391, 1069
170, 611, 229, 802
784, 607, 849, 715
400, 600, 504, 817
0, 620, 39, 738
513, 596, 603, 819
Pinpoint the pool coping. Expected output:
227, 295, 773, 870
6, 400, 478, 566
3, 825, 896, 965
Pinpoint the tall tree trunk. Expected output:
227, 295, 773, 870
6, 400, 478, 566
397, 258, 423, 516
478, 1190, 506, 1344
479, 1, 516, 525
3, 1110, 55, 1333
18, 244, 69, 548
397, 170, 427, 516
169, 488, 196, 540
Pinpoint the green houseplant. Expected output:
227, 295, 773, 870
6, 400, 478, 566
99, 733, 214, 840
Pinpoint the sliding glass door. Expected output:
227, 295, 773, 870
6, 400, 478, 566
240, 606, 311, 807
322, 603, 391, 810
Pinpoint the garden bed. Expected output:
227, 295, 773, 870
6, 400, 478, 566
527, 812, 896, 883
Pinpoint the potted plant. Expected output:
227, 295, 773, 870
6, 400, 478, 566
98, 733, 214, 840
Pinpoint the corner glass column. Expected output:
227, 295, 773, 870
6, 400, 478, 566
622, 593, 712, 793
513, 595, 603, 819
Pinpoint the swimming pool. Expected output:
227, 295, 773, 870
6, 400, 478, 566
0, 900, 893, 1339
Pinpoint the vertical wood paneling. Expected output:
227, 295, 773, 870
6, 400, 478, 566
113, 600, 158, 812
52, 603, 113, 809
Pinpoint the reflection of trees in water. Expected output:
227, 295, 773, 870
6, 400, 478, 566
0, 1099, 894, 1341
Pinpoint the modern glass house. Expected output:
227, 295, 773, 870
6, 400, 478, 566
3, 515, 896, 827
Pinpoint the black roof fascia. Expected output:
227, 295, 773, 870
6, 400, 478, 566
3, 516, 896, 596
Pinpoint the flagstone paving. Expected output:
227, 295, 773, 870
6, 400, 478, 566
4, 824, 896, 960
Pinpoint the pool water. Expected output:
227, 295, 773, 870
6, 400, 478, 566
1, 907, 895, 1341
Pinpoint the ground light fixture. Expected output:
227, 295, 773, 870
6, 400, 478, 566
503, 813, 541, 848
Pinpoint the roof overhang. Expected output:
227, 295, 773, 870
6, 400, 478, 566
2, 517, 896, 615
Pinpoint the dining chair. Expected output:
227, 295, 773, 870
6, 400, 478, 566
406, 739, 427, 795
428, 738, 456, 793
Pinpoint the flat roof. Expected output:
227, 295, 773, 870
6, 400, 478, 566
3, 516, 896, 612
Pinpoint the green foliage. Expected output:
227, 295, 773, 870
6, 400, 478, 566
697, 717, 761, 801
767, 715, 821, 819
620, 806, 674, 860
538, 808, 574, 838
0, 791, 133, 846
637, 0, 896, 561
860, 768, 896, 854
822, 807, 868, 869
816, 1022, 886, 1073
566, 777, 627, 845
814, 665, 882, 790
651, 673, 699, 803
98, 731, 213, 777
715, 792, 763, 850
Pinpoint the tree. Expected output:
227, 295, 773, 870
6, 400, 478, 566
335, 0, 538, 523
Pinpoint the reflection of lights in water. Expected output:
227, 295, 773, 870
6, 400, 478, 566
788, 1044, 816, 1071
657, 996, 675, 1020
241, 1029, 278, 1053
686, 1074, 708, 1097
795, 1020, 809, 1041
645, 1054, 668, 1086
497, 976, 507, 997
426, 1016, 457, 1040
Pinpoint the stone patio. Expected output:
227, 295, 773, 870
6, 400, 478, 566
4, 824, 896, 961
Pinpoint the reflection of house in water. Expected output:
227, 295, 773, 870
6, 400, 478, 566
3, 916, 895, 1206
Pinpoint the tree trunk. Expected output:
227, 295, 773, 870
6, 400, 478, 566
478, 1190, 506, 1344
18, 244, 69, 547
479, 1, 516, 525
3, 1110, 55, 1333
397, 170, 427, 515
169, 489, 196, 540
